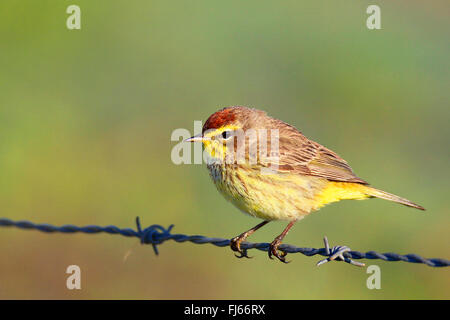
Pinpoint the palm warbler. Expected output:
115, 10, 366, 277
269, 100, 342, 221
186, 106, 424, 262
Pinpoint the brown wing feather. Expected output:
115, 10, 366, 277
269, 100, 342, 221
266, 119, 368, 184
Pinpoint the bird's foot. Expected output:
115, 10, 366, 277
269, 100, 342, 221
316, 236, 365, 267
230, 234, 252, 259
230, 221, 270, 259
268, 237, 290, 263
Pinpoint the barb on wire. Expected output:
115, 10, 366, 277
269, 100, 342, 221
0, 217, 448, 268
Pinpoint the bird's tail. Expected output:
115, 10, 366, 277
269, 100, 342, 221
362, 186, 425, 211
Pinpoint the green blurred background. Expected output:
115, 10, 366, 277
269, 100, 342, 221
0, 0, 448, 299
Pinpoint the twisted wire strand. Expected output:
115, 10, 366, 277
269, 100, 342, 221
0, 217, 448, 267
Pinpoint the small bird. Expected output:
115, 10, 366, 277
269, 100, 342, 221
186, 106, 424, 263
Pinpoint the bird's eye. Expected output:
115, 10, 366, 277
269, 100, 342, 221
221, 130, 233, 140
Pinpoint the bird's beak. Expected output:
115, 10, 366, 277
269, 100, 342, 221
185, 134, 205, 143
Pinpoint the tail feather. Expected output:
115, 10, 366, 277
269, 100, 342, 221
364, 186, 425, 211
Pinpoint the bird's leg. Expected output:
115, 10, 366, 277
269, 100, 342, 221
230, 221, 269, 259
268, 220, 297, 263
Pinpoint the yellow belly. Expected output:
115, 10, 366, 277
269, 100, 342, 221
208, 164, 369, 221
313, 181, 370, 209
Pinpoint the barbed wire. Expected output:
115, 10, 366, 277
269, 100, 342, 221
0, 217, 448, 268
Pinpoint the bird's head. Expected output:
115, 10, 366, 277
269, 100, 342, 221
185, 106, 268, 164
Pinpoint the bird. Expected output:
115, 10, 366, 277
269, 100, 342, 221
185, 106, 425, 263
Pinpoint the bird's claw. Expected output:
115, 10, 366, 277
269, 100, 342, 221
268, 239, 290, 263
230, 235, 252, 259
234, 249, 252, 259
316, 236, 365, 267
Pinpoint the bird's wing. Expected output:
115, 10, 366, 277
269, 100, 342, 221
263, 121, 368, 184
